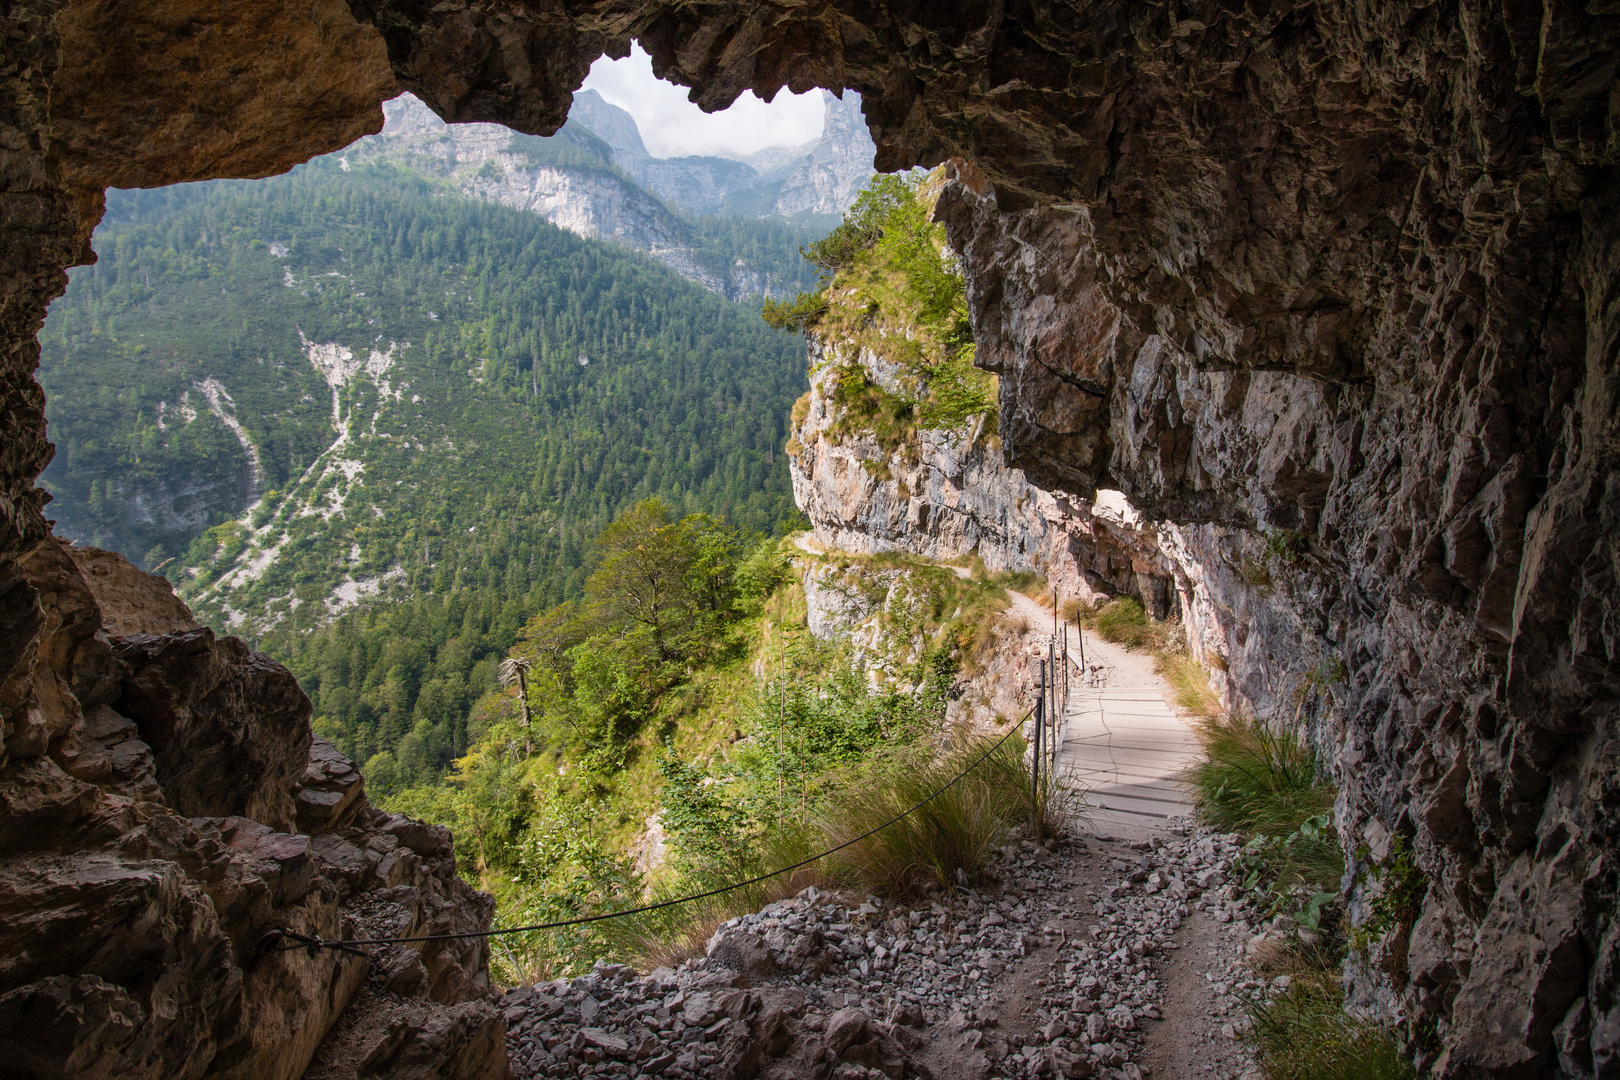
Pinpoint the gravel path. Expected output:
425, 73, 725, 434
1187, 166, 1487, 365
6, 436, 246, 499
497, 827, 1277, 1080
496, 553, 1270, 1079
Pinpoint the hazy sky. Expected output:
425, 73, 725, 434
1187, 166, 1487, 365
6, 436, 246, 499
581, 43, 824, 159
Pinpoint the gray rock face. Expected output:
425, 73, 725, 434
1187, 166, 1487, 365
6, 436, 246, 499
772, 92, 876, 218
0, 544, 502, 1079
559, 90, 768, 216
788, 339, 1180, 611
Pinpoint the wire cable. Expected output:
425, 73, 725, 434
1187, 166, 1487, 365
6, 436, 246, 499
268, 712, 1031, 955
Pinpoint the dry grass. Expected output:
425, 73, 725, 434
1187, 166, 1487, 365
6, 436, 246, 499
1157, 652, 1221, 718
818, 726, 1075, 896
596, 825, 830, 970
1059, 596, 1090, 623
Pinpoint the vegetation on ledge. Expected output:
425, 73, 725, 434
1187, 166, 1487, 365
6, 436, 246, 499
376, 501, 1036, 983
765, 172, 999, 448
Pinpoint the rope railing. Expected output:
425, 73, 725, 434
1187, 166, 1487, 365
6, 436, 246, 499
265, 708, 1034, 957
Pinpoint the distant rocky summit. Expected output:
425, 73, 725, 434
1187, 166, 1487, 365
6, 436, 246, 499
345, 89, 875, 299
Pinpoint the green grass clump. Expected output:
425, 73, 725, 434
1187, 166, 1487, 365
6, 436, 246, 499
1248, 972, 1417, 1080
1157, 652, 1221, 717
1094, 597, 1172, 649
1188, 714, 1334, 835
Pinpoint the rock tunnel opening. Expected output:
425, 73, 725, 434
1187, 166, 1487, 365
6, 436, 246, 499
2, 3, 1617, 1078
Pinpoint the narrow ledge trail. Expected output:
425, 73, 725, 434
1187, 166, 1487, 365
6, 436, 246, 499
495, 581, 1281, 1080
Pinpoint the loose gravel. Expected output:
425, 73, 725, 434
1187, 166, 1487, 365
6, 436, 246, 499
498, 822, 1297, 1080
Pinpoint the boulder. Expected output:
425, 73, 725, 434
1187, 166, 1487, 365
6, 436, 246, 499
294, 737, 368, 835
825, 1007, 870, 1055
113, 628, 310, 832
706, 924, 777, 978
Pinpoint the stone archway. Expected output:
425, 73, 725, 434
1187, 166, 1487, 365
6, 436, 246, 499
2, 3, 1617, 1076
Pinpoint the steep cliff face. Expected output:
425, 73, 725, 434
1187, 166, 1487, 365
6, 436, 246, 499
771, 92, 877, 219
568, 89, 771, 215
4, 2, 1617, 1076
789, 338, 1174, 610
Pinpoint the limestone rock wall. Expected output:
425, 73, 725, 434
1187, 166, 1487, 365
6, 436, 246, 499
788, 338, 1184, 612
3, 1, 1616, 1076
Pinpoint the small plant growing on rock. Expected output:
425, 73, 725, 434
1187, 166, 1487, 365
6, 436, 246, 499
1349, 834, 1428, 958
1264, 529, 1311, 566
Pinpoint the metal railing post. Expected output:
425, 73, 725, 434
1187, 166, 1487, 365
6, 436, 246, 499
1048, 638, 1056, 773
1033, 660, 1045, 832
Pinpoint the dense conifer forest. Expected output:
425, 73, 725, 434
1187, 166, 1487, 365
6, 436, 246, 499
39, 158, 813, 786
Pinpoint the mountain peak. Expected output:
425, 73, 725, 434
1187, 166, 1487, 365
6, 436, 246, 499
569, 89, 650, 163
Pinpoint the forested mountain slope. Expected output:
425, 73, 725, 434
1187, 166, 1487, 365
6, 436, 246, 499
38, 159, 808, 779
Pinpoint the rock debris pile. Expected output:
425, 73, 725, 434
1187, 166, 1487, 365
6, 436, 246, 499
500, 827, 1283, 1080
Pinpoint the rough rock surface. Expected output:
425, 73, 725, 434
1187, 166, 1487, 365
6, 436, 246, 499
3, 2, 1617, 1075
771, 92, 875, 219
0, 545, 501, 1079
789, 338, 1185, 616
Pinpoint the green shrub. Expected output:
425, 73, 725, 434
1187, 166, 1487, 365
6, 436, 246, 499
1188, 714, 1342, 902
1349, 834, 1428, 954
594, 726, 1069, 969
1095, 597, 1166, 648
761, 290, 828, 332
1264, 530, 1311, 566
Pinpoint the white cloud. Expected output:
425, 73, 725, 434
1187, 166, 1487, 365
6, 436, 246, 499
581, 43, 824, 160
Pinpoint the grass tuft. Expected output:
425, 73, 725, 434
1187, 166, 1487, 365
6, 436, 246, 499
819, 728, 1080, 898
1248, 971, 1418, 1080
1157, 652, 1221, 717
1093, 597, 1174, 649
1186, 714, 1335, 837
